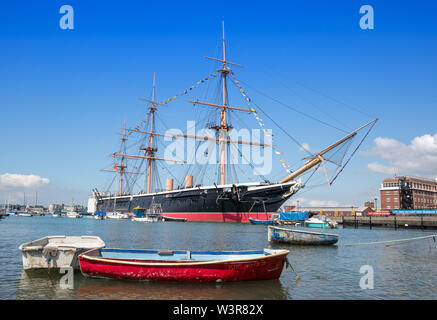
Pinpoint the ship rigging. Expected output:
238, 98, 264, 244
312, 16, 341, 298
89, 22, 378, 223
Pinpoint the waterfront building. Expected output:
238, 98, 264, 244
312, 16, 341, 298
380, 176, 437, 210
296, 206, 373, 217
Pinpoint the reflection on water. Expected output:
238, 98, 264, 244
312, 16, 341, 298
3, 215, 437, 299
17, 269, 288, 300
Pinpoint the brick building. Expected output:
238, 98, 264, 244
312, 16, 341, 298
380, 176, 437, 210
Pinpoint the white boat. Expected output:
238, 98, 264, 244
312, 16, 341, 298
106, 211, 129, 220
66, 212, 82, 218
132, 216, 158, 222
16, 210, 33, 217
304, 215, 338, 229
66, 207, 82, 218
19, 235, 105, 269
52, 211, 62, 217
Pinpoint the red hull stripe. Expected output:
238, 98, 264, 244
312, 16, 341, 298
159, 212, 273, 223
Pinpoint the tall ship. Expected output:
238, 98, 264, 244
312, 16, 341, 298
88, 23, 377, 223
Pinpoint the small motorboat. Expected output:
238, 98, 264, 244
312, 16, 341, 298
161, 216, 188, 222
94, 211, 106, 220
66, 212, 82, 218
132, 216, 158, 222
79, 248, 290, 282
106, 212, 129, 220
16, 210, 33, 217
66, 207, 82, 218
249, 218, 274, 225
131, 207, 159, 222
268, 225, 339, 245
19, 236, 106, 270
304, 215, 338, 229
52, 211, 62, 217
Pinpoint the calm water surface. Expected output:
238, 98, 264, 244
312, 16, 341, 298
1, 215, 437, 300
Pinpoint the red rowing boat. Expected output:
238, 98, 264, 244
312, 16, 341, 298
78, 248, 290, 282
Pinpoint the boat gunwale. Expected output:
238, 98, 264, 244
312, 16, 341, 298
268, 225, 339, 237
19, 235, 105, 251
79, 248, 290, 267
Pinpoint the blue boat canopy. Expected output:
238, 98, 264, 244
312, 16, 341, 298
280, 211, 309, 221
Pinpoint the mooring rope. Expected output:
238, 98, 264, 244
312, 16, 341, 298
344, 234, 437, 247
285, 257, 300, 281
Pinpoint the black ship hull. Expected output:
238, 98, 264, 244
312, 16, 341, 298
94, 181, 302, 223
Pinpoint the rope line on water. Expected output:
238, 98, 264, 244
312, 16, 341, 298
344, 234, 437, 247
285, 257, 300, 281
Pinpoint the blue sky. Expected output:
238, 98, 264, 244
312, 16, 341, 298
1, 0, 437, 207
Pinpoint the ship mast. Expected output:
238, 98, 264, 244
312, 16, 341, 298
200, 21, 246, 185
143, 72, 157, 194
278, 118, 378, 184
219, 21, 228, 185
102, 120, 147, 196
113, 74, 182, 195
119, 121, 127, 195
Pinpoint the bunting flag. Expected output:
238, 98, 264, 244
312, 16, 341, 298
125, 72, 218, 139
227, 66, 293, 175
113, 164, 120, 171
160, 71, 218, 105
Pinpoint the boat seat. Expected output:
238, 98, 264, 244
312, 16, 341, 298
158, 250, 174, 256
22, 246, 44, 251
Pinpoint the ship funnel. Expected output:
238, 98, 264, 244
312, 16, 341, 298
185, 175, 193, 188
166, 178, 174, 191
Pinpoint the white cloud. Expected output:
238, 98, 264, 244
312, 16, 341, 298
0, 173, 50, 188
364, 133, 437, 178
367, 163, 397, 175
289, 197, 341, 207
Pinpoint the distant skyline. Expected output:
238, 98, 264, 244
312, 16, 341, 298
1, 1, 437, 207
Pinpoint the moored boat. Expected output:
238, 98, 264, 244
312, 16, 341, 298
19, 235, 106, 270
16, 210, 33, 217
94, 211, 106, 220
131, 207, 159, 222
249, 218, 274, 225
132, 216, 158, 222
106, 211, 129, 220
79, 248, 289, 282
89, 23, 377, 225
66, 207, 82, 218
268, 225, 339, 245
161, 216, 187, 222
304, 215, 338, 229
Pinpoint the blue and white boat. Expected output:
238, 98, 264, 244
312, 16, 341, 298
304, 215, 338, 229
249, 218, 274, 225
268, 225, 339, 245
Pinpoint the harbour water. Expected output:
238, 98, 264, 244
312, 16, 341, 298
1, 215, 437, 300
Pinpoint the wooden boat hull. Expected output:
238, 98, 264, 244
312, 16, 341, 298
79, 248, 289, 282
268, 226, 339, 245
